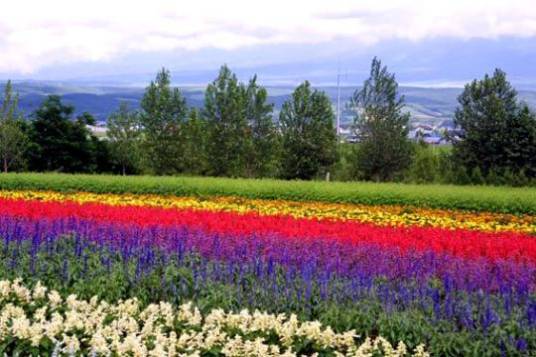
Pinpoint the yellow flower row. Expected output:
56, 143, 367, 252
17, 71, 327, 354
1, 190, 535, 235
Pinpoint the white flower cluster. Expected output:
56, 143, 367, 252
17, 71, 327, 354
0, 279, 429, 357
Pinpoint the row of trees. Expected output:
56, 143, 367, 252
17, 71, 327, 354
107, 66, 337, 179
0, 66, 338, 180
1, 59, 536, 185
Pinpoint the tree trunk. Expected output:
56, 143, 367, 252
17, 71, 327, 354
122, 164, 126, 176
3, 158, 7, 173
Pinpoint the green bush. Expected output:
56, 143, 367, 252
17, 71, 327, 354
405, 144, 441, 183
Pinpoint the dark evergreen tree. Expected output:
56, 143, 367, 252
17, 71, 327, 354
245, 75, 279, 177
203, 65, 251, 177
140, 68, 188, 175
453, 69, 536, 178
28, 96, 97, 172
279, 81, 338, 180
351, 57, 413, 181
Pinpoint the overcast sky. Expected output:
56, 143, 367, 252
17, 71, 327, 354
1, 0, 536, 85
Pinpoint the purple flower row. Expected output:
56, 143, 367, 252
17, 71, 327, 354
1, 215, 534, 295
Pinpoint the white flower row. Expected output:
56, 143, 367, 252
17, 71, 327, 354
0, 279, 429, 356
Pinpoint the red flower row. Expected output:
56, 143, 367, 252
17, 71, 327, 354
1, 197, 535, 263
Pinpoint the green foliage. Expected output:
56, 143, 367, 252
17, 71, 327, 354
453, 69, 536, 178
181, 109, 209, 175
279, 81, 338, 180
470, 167, 485, 185
0, 81, 28, 173
245, 75, 280, 177
2, 173, 536, 214
88, 136, 113, 174
140, 68, 188, 175
452, 166, 472, 185
106, 102, 142, 175
351, 58, 414, 181
27, 96, 100, 173
435, 148, 456, 183
406, 146, 536, 187
331, 143, 354, 181
405, 143, 441, 183
204, 65, 252, 177
511, 169, 530, 187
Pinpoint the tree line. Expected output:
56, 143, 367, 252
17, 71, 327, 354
1, 59, 536, 186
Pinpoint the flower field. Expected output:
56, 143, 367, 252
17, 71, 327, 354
0, 279, 428, 356
0, 176, 535, 355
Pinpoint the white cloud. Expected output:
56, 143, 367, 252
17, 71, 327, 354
0, 0, 535, 73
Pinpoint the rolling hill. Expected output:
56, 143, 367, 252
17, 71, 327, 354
7, 82, 536, 129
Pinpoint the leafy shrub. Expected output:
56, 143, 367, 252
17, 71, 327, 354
404, 144, 441, 183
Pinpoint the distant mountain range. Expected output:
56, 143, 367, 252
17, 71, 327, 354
7, 81, 536, 128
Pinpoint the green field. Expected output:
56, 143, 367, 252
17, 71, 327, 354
2, 172, 536, 214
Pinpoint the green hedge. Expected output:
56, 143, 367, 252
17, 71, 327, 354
1, 173, 536, 214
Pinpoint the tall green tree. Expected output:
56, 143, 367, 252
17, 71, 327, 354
28, 96, 97, 172
107, 102, 142, 175
453, 69, 536, 178
0, 81, 28, 173
245, 75, 280, 177
204, 65, 251, 177
140, 68, 188, 175
351, 57, 413, 181
279, 81, 338, 180
181, 109, 208, 175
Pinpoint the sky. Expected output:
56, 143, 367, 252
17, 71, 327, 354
1, 0, 536, 87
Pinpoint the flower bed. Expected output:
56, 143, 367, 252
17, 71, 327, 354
0, 279, 428, 356
0, 185, 535, 355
